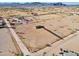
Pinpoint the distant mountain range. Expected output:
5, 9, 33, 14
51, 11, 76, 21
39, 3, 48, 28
0, 2, 66, 6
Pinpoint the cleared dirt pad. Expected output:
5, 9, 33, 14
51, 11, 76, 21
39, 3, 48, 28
15, 24, 59, 52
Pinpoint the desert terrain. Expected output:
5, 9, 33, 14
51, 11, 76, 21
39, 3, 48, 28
0, 5, 79, 56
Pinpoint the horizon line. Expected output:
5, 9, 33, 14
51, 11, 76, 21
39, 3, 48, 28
0, 2, 78, 5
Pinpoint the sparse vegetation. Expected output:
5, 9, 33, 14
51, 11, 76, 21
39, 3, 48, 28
0, 4, 79, 56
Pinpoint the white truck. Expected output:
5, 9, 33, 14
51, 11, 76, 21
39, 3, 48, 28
0, 17, 5, 28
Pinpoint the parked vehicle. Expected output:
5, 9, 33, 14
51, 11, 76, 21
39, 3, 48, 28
10, 17, 23, 25
0, 17, 5, 28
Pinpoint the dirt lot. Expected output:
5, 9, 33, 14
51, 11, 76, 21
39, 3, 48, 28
14, 12, 79, 53
0, 6, 78, 55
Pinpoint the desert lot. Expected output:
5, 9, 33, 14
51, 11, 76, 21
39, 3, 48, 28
12, 6, 79, 54
0, 6, 79, 55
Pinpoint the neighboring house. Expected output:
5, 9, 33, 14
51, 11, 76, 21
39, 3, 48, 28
9, 17, 33, 25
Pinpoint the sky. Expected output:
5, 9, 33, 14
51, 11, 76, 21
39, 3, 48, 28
63, 2, 79, 5
0, 0, 79, 5
0, 0, 79, 2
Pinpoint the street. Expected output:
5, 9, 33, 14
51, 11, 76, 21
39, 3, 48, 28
4, 19, 31, 56
0, 28, 17, 56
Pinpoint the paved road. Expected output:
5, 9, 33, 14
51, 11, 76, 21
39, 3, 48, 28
4, 18, 31, 56
0, 28, 17, 56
